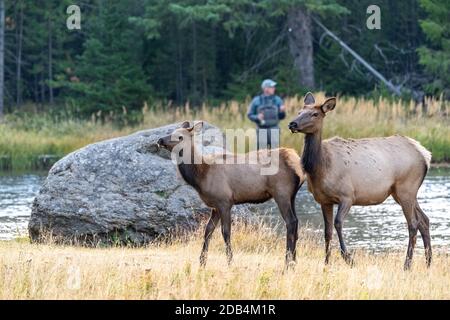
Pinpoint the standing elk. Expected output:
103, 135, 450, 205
157, 121, 305, 268
288, 93, 432, 270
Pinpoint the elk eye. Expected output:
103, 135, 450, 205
178, 136, 183, 141
312, 113, 319, 117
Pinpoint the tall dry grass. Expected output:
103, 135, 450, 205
1, 221, 449, 299
139, 94, 450, 161
0, 93, 449, 170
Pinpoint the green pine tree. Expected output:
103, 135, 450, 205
64, 1, 149, 121
417, 0, 450, 97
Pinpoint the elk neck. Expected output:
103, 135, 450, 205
302, 129, 324, 176
177, 138, 206, 191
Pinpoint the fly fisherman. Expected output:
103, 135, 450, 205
247, 79, 286, 150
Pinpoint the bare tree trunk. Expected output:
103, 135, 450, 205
48, 15, 54, 105
16, 1, 23, 107
192, 21, 198, 102
176, 27, 183, 104
287, 7, 315, 89
33, 74, 38, 103
202, 66, 207, 100
40, 73, 45, 106
0, 0, 5, 119
312, 17, 401, 96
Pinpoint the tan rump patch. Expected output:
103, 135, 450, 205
279, 148, 304, 181
405, 137, 432, 169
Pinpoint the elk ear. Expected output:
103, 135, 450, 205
193, 121, 204, 133
304, 92, 316, 105
180, 121, 191, 129
321, 97, 336, 113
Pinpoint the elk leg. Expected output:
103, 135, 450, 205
275, 196, 298, 268
284, 209, 298, 267
400, 200, 418, 271
405, 219, 419, 271
289, 196, 299, 261
321, 204, 334, 265
415, 202, 432, 267
392, 192, 420, 270
334, 201, 353, 265
219, 206, 233, 265
199, 208, 220, 267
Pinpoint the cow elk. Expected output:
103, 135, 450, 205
288, 93, 432, 270
157, 121, 305, 268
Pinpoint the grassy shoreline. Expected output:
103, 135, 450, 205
1, 221, 449, 299
1, 94, 449, 170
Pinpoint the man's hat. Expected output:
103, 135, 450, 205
261, 79, 277, 89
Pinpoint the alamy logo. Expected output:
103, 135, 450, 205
67, 5, 81, 30
164, 127, 281, 176
366, 5, 381, 30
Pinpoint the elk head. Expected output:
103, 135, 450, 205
288, 93, 336, 134
157, 121, 203, 152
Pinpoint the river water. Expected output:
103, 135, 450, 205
1, 169, 449, 251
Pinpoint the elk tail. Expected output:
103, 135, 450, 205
280, 148, 305, 187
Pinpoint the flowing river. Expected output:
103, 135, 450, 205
1, 169, 449, 251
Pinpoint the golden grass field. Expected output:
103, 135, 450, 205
0, 93, 449, 169
1, 221, 449, 300
1, 94, 449, 299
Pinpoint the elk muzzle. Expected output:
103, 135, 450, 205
288, 121, 299, 133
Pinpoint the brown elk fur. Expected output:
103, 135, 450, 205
289, 93, 432, 270
158, 121, 305, 267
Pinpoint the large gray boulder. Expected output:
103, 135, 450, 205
28, 121, 227, 245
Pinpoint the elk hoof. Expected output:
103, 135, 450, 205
226, 254, 233, 266
342, 252, 354, 266
404, 259, 412, 271
425, 250, 432, 268
285, 260, 297, 271
199, 255, 207, 268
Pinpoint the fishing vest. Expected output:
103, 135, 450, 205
256, 95, 279, 127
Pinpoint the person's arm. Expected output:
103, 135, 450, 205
277, 96, 286, 120
247, 97, 260, 123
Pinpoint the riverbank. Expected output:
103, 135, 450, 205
2, 167, 450, 246
1, 221, 449, 299
0, 94, 449, 170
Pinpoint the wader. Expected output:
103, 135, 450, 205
256, 95, 280, 150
